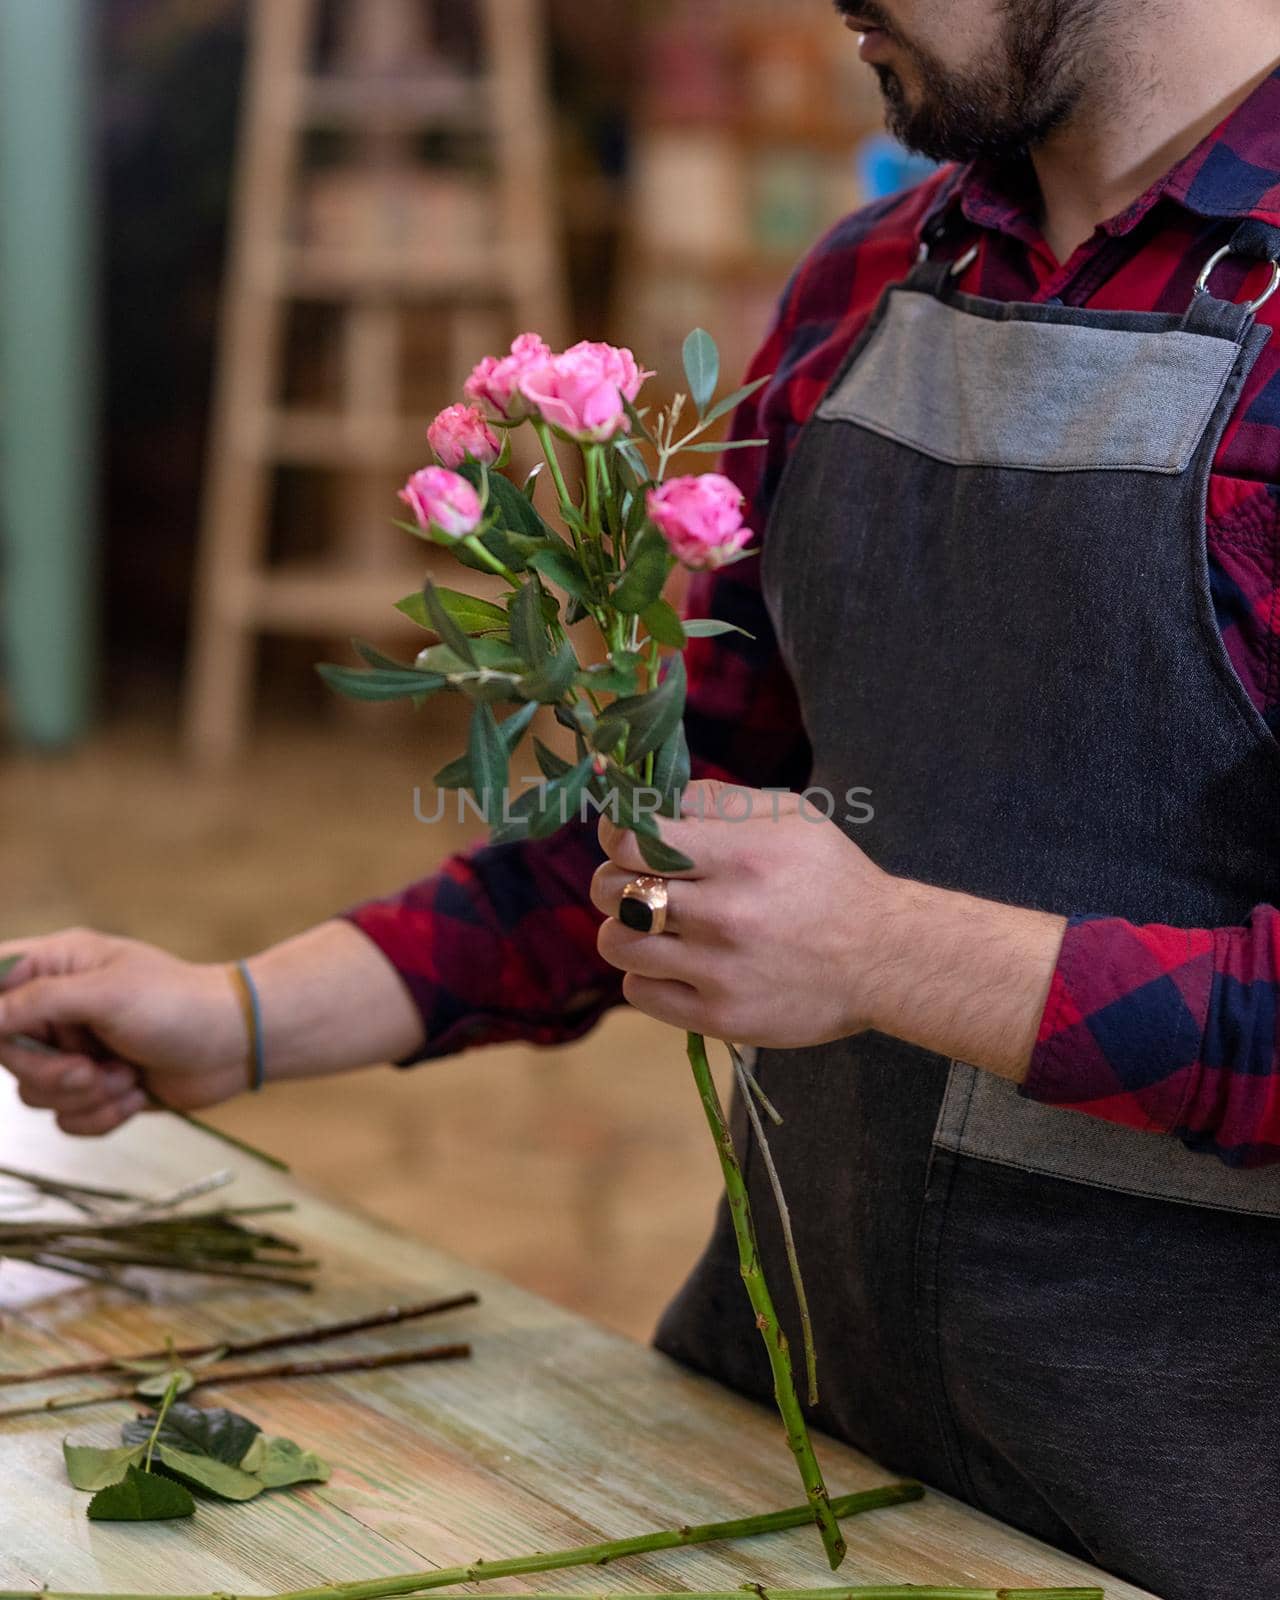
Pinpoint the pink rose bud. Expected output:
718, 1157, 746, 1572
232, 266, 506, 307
646, 474, 754, 570
464, 332, 553, 419
518, 341, 653, 444
427, 403, 501, 468
399, 466, 483, 541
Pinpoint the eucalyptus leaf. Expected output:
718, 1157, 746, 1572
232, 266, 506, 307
652, 720, 692, 818
467, 702, 510, 820
681, 618, 755, 640
423, 583, 478, 667
457, 460, 558, 545
683, 328, 720, 417
316, 663, 447, 703
87, 1465, 195, 1522
434, 701, 538, 791
492, 757, 594, 844
517, 640, 579, 704
697, 372, 772, 430
509, 578, 549, 666
529, 546, 594, 604
240, 1433, 331, 1489
598, 657, 686, 766
681, 437, 769, 453
123, 1402, 260, 1465
63, 1440, 145, 1492
395, 588, 510, 637
612, 526, 672, 616
640, 598, 687, 649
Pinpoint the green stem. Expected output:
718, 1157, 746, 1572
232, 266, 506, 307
143, 1373, 181, 1472
461, 535, 520, 589
533, 421, 574, 517
686, 1030, 845, 1571
0, 1484, 923, 1600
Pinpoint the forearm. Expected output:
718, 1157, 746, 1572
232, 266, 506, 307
871, 879, 1068, 1083
247, 919, 425, 1080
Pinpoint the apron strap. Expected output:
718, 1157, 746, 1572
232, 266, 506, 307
1183, 220, 1280, 340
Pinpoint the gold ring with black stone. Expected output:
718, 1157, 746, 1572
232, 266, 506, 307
618, 875, 670, 936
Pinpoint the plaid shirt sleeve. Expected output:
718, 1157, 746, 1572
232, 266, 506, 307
338, 293, 810, 1065
1024, 908, 1280, 1166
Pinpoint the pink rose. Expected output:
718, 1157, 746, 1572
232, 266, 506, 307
464, 332, 553, 418
646, 474, 753, 570
399, 466, 483, 541
517, 341, 653, 443
428, 403, 501, 468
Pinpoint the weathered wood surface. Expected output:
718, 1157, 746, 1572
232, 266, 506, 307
0, 1080, 1154, 1597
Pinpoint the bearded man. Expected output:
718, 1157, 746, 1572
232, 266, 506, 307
5, 6, 1280, 1594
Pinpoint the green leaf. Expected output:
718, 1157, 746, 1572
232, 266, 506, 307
123, 1402, 260, 1466
434, 701, 538, 791
0, 954, 21, 980
468, 703, 509, 820
493, 757, 594, 844
87, 1465, 195, 1522
683, 328, 720, 417
155, 1443, 264, 1502
316, 663, 448, 703
612, 526, 672, 615
240, 1433, 331, 1489
453, 526, 546, 575
599, 657, 686, 766
634, 825, 696, 875
652, 720, 692, 818
640, 598, 687, 648
517, 639, 580, 704
532, 738, 573, 781
578, 651, 642, 696
529, 546, 594, 604
136, 1368, 196, 1400
457, 461, 558, 545
698, 372, 772, 430
395, 588, 509, 637
64, 1440, 145, 1492
682, 618, 755, 640
353, 638, 412, 672
681, 437, 769, 453
423, 582, 478, 667
508, 578, 549, 666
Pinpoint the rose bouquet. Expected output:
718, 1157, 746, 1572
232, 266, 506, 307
317, 329, 844, 1568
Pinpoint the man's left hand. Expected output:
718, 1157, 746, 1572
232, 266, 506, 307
593, 780, 1067, 1079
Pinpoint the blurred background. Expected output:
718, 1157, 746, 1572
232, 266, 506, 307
0, 0, 928, 1338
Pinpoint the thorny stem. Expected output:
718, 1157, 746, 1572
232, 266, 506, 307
0, 1291, 479, 1388
732, 1049, 818, 1408
686, 1031, 845, 1571
0, 1342, 471, 1422
0, 1484, 924, 1600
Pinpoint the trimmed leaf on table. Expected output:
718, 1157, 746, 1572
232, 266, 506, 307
136, 1367, 197, 1400
240, 1432, 331, 1489
122, 1401, 260, 1465
87, 1465, 195, 1522
153, 1443, 264, 1502
63, 1441, 146, 1492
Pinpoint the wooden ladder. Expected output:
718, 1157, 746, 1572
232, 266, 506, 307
183, 0, 565, 767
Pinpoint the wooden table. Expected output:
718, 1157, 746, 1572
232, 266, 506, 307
0, 1082, 1154, 1598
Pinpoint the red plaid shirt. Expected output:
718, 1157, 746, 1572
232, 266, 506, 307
344, 68, 1280, 1167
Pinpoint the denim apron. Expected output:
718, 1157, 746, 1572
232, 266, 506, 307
655, 221, 1280, 1600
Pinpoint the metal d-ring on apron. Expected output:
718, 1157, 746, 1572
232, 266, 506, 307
655, 221, 1280, 1600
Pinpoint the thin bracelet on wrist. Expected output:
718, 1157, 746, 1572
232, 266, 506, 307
227, 959, 267, 1092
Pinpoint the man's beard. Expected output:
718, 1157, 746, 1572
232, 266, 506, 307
868, 0, 1102, 163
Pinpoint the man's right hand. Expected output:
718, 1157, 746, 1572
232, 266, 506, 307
0, 929, 251, 1135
